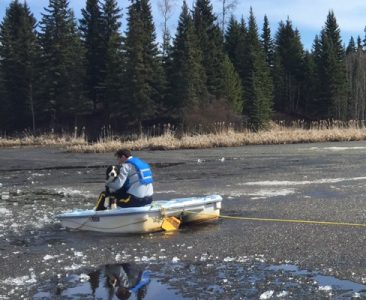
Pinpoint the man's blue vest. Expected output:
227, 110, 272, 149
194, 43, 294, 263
126, 157, 153, 185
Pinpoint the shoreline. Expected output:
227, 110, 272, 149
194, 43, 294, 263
2, 126, 366, 153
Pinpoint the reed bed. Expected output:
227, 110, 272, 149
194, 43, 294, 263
0, 133, 86, 147
68, 124, 366, 153
2, 120, 366, 152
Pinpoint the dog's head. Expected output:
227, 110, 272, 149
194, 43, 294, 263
106, 165, 120, 182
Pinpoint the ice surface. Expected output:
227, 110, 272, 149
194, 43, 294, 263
259, 290, 274, 299
242, 176, 366, 186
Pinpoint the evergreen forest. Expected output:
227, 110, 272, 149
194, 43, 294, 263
1, 0, 365, 138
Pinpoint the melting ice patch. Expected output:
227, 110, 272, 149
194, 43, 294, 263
260, 290, 274, 299
227, 189, 296, 199
248, 189, 296, 199
310, 146, 366, 151
241, 177, 366, 186
155, 190, 177, 194
2, 273, 37, 286
53, 188, 92, 198
0, 207, 12, 216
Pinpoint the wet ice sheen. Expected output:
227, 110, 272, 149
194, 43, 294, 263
29, 261, 366, 299
1, 187, 366, 299
269, 264, 366, 295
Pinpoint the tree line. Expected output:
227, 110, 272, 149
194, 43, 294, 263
0, 0, 365, 138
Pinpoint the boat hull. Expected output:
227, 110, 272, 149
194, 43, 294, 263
57, 195, 222, 233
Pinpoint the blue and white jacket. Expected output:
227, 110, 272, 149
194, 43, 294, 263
107, 156, 153, 198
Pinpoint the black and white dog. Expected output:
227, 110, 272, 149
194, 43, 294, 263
104, 165, 120, 209
106, 165, 120, 184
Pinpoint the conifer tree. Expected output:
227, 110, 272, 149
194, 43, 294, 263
167, 1, 207, 124
345, 51, 366, 120
0, 1, 38, 132
100, 0, 124, 121
193, 0, 226, 98
273, 19, 305, 114
261, 15, 274, 68
244, 8, 272, 130
38, 0, 87, 129
123, 0, 165, 133
223, 15, 246, 115
231, 17, 248, 113
302, 51, 317, 117
356, 35, 362, 51
79, 0, 105, 113
224, 15, 241, 68
346, 36, 356, 55
317, 11, 348, 120
222, 55, 243, 113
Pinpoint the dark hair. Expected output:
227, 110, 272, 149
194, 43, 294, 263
115, 149, 131, 158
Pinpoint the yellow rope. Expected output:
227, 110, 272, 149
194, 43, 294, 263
184, 210, 366, 228
218, 214, 366, 228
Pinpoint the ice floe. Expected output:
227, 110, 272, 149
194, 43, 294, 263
242, 176, 366, 186
248, 188, 296, 199
260, 290, 274, 299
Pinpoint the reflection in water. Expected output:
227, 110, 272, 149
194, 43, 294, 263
30, 260, 366, 299
33, 263, 152, 300
89, 263, 149, 300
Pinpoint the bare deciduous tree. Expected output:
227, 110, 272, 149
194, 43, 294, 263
217, 0, 238, 33
157, 0, 176, 58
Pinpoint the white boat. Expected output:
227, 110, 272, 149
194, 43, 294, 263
56, 194, 222, 234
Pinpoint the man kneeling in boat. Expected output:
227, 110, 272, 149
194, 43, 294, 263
95, 149, 153, 210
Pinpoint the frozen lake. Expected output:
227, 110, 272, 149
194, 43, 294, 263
0, 142, 366, 299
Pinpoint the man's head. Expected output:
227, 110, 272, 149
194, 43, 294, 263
115, 149, 132, 164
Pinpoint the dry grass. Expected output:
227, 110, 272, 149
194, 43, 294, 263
0, 133, 86, 147
67, 123, 366, 153
2, 120, 366, 152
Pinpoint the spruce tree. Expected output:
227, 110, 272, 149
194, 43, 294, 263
302, 50, 317, 118
79, 0, 105, 113
231, 17, 248, 114
273, 19, 305, 115
261, 15, 274, 68
167, 1, 207, 125
224, 15, 241, 68
224, 15, 247, 114
193, 0, 226, 98
244, 8, 272, 130
345, 49, 366, 120
38, 0, 87, 129
346, 36, 356, 55
0, 1, 38, 132
356, 36, 362, 51
222, 55, 243, 113
317, 11, 348, 120
123, 0, 165, 133
100, 0, 124, 122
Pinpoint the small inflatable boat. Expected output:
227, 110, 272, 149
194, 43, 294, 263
56, 194, 222, 233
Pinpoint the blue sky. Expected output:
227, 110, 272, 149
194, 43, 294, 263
1, 0, 365, 50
